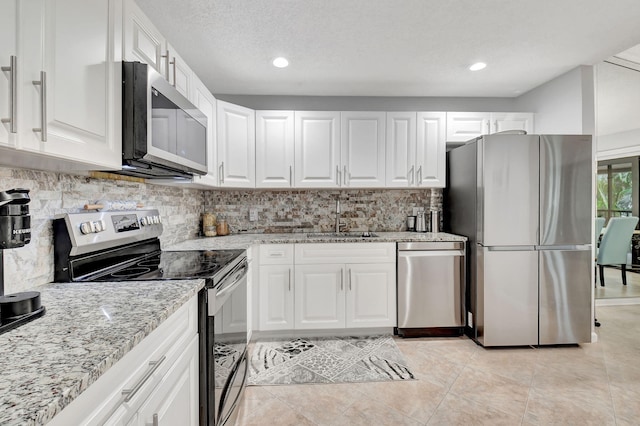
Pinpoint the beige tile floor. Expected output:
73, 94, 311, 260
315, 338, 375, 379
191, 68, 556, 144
596, 266, 640, 299
237, 305, 640, 425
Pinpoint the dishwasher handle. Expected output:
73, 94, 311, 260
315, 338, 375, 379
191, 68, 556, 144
398, 250, 465, 258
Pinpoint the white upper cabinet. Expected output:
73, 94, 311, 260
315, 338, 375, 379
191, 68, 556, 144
491, 112, 534, 134
256, 111, 295, 188
217, 100, 255, 188
447, 112, 534, 142
189, 75, 217, 188
386, 112, 445, 188
446, 112, 490, 142
16, 0, 121, 169
0, 0, 17, 149
386, 112, 417, 187
417, 112, 446, 187
165, 42, 193, 100
123, 0, 165, 74
294, 111, 341, 188
340, 111, 386, 187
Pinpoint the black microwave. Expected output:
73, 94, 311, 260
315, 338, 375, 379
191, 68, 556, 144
120, 61, 207, 179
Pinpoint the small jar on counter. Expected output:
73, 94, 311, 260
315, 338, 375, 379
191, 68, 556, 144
216, 217, 229, 236
202, 213, 217, 237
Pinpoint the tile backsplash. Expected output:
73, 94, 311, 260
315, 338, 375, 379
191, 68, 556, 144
1, 166, 443, 293
205, 188, 442, 234
0, 167, 203, 294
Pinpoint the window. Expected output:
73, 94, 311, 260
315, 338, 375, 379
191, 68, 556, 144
597, 157, 638, 221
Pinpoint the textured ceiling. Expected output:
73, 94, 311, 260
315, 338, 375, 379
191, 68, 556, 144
135, 0, 640, 97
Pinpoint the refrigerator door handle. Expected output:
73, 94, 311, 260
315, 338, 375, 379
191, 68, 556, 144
481, 245, 536, 251
535, 245, 592, 251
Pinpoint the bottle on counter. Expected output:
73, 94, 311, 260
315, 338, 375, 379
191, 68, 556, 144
216, 217, 229, 236
202, 213, 217, 237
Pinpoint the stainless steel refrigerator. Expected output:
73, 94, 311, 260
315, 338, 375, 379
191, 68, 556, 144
446, 134, 593, 347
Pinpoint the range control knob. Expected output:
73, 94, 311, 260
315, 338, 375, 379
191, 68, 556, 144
140, 217, 148, 226
79, 222, 92, 235
156, 215, 162, 224
92, 220, 105, 232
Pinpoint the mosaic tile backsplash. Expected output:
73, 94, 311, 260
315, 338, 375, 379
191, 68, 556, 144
0, 167, 203, 294
0, 166, 442, 293
205, 188, 442, 234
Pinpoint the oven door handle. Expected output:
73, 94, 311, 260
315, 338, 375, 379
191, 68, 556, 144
207, 264, 248, 316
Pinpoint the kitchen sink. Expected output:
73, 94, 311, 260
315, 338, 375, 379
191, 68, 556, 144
305, 232, 379, 238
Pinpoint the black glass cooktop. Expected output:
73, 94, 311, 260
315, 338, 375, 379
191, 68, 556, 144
80, 249, 245, 282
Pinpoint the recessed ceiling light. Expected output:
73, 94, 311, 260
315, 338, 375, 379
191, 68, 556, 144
469, 62, 487, 71
272, 57, 289, 68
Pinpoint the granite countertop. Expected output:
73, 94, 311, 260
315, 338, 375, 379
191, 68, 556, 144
0, 279, 205, 426
166, 231, 467, 251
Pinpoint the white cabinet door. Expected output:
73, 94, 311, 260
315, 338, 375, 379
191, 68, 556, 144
217, 100, 255, 188
137, 335, 199, 426
123, 0, 165, 74
446, 112, 490, 142
345, 263, 396, 328
295, 264, 345, 329
294, 111, 340, 188
259, 265, 294, 330
340, 111, 386, 187
165, 42, 192, 100
256, 111, 294, 188
417, 112, 446, 187
19, 0, 121, 169
0, 0, 17, 149
190, 76, 217, 187
491, 112, 534, 134
385, 112, 417, 187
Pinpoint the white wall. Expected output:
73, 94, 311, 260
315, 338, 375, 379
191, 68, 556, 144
514, 65, 595, 135
214, 95, 517, 112
595, 61, 640, 159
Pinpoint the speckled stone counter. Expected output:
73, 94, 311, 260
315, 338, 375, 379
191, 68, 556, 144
166, 231, 466, 251
0, 279, 204, 426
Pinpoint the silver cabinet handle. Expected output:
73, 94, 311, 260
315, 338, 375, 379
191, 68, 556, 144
289, 165, 293, 187
161, 49, 170, 80
343, 165, 348, 186
153, 413, 159, 426
340, 269, 344, 291
336, 165, 341, 186
348, 268, 352, 291
32, 71, 47, 142
486, 120, 490, 134
288, 268, 292, 292
170, 57, 176, 87
220, 162, 225, 184
122, 355, 166, 402
409, 165, 415, 185
417, 166, 422, 186
1, 55, 17, 133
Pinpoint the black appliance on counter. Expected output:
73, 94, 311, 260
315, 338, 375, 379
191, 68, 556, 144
0, 188, 46, 334
53, 208, 248, 426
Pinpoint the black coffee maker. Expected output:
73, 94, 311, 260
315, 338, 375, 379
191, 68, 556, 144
0, 188, 45, 334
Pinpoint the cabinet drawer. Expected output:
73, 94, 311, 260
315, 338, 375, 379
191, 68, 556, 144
295, 243, 395, 264
260, 244, 294, 264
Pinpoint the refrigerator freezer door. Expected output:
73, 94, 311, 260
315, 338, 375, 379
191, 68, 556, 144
479, 246, 538, 347
479, 135, 539, 246
539, 248, 592, 345
539, 135, 593, 246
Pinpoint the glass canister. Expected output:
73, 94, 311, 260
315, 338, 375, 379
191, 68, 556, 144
216, 217, 229, 236
202, 213, 217, 237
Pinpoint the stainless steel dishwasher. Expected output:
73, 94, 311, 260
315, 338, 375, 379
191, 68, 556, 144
396, 242, 466, 337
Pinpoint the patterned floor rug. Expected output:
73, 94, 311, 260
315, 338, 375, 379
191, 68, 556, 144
248, 334, 415, 386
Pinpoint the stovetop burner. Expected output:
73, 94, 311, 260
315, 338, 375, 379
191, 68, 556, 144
83, 249, 244, 282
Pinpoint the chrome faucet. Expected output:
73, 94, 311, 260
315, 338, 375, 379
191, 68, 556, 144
335, 199, 346, 233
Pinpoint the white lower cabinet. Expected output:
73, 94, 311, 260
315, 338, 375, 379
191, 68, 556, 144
48, 296, 199, 426
295, 264, 345, 329
258, 243, 396, 332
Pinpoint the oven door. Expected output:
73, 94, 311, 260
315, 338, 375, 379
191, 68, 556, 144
203, 260, 248, 426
